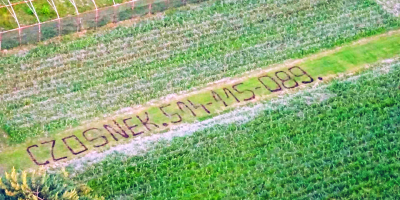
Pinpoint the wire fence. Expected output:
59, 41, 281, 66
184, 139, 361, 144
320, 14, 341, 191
0, 0, 202, 50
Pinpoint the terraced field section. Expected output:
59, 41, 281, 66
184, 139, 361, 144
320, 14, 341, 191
1, 0, 399, 144
0, 22, 399, 172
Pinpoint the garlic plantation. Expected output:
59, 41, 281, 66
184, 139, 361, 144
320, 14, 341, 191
0, 0, 399, 143
77, 58, 400, 199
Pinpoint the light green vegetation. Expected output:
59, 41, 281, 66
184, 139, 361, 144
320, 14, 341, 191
70, 56, 400, 199
0, 27, 399, 173
1, 0, 102, 30
0, 0, 160, 31
0, 0, 181, 49
0, 0, 399, 145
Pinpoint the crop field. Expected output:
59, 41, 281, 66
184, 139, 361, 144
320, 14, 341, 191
79, 58, 400, 199
1, 0, 399, 143
0, 0, 400, 199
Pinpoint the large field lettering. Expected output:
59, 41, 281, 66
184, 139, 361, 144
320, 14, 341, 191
83, 128, 109, 147
25, 66, 319, 166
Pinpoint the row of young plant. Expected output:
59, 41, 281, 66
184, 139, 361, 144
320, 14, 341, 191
0, 0, 252, 64
0, 0, 365, 65
0, 2, 277, 93
72, 60, 400, 199
27, 5, 375, 83
2, 0, 287, 77
1, 0, 399, 143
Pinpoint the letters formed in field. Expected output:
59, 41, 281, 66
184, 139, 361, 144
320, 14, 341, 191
26, 66, 316, 165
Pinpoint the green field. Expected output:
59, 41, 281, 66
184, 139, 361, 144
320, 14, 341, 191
0, 0, 400, 199
1, 0, 399, 144
76, 59, 400, 199
0, 28, 400, 173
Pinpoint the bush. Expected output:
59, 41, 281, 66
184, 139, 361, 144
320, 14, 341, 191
0, 167, 103, 200
40, 5, 51, 16
1, 38, 19, 50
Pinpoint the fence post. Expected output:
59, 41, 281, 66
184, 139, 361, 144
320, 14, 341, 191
18, 28, 22, 47
114, 5, 117, 23
38, 23, 41, 42
131, 0, 135, 19
95, 9, 98, 30
148, 3, 152, 15
58, 18, 61, 39
77, 15, 82, 32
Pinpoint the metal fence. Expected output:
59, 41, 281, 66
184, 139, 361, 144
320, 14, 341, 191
0, 0, 203, 50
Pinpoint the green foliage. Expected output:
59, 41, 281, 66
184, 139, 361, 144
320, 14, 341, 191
164, 7, 177, 16
79, 63, 400, 198
0, 167, 103, 200
40, 5, 51, 16
41, 25, 59, 40
118, 9, 134, 21
1, 38, 19, 50
23, 6, 34, 15
151, 1, 168, 13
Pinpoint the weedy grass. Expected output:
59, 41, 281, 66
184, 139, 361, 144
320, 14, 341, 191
75, 60, 400, 199
0, 0, 399, 144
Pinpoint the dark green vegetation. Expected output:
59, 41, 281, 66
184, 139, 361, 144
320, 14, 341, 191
76, 61, 400, 199
0, 0, 399, 144
0, 168, 103, 200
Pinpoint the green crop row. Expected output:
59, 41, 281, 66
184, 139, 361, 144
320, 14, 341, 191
74, 59, 400, 199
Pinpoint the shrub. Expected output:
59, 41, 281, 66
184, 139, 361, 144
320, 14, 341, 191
40, 5, 51, 16
0, 167, 103, 200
